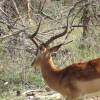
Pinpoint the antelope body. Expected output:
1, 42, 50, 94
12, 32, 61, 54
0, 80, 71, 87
29, 15, 100, 100
32, 46, 100, 100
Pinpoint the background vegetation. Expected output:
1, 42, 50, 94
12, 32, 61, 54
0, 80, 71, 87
0, 0, 100, 99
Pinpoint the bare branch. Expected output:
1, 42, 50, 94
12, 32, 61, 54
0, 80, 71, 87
63, 40, 73, 45
0, 7, 9, 17
40, 0, 46, 11
27, 0, 32, 20
11, 0, 24, 24
0, 28, 28, 40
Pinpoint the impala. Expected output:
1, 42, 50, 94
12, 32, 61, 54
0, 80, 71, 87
29, 21, 100, 100
32, 44, 100, 100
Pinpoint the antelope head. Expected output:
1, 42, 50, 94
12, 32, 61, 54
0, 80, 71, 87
32, 43, 62, 69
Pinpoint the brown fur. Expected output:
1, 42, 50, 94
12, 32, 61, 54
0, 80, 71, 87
60, 58, 100, 81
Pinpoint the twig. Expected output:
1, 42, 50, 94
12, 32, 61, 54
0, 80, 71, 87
0, 7, 9, 17
11, 0, 24, 25
0, 28, 28, 39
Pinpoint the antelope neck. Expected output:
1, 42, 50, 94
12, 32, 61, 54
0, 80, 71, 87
40, 57, 59, 81
41, 57, 55, 72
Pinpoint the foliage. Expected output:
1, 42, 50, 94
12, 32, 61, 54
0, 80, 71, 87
0, 0, 100, 99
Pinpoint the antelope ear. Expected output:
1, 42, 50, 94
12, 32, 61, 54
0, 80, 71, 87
49, 43, 62, 53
